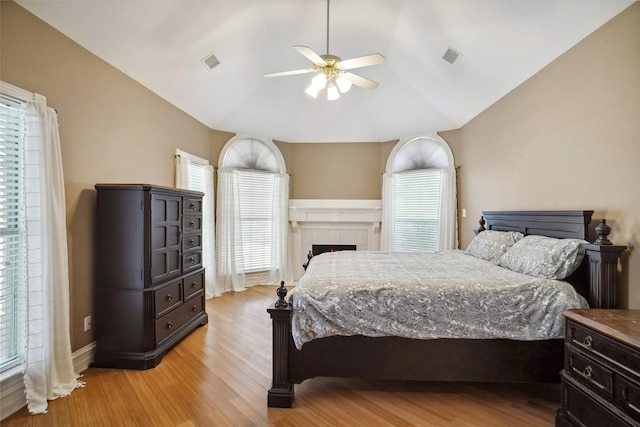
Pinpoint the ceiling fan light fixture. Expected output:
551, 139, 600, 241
327, 82, 340, 101
311, 73, 327, 90
305, 84, 320, 99
336, 75, 352, 93
265, 0, 385, 99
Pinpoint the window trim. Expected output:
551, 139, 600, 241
175, 148, 209, 166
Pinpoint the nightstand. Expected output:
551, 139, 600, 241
556, 309, 640, 426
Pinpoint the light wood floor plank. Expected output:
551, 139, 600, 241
3, 285, 560, 426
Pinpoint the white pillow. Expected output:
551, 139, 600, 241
497, 235, 587, 279
465, 230, 524, 264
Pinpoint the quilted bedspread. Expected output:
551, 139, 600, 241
289, 250, 588, 349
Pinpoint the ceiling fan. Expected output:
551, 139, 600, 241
264, 0, 386, 100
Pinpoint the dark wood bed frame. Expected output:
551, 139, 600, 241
267, 210, 627, 408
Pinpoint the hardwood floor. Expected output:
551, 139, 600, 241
3, 285, 560, 426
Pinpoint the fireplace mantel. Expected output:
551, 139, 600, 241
289, 199, 382, 230
288, 199, 382, 280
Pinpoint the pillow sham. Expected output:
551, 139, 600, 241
497, 235, 587, 280
465, 230, 524, 263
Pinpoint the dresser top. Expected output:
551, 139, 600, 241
95, 183, 203, 197
564, 309, 640, 350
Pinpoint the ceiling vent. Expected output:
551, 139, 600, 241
201, 52, 220, 70
442, 47, 462, 64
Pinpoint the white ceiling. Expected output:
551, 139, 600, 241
16, 0, 634, 143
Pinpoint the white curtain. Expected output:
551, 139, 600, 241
175, 154, 190, 189
202, 164, 215, 298
216, 168, 290, 293
23, 101, 84, 414
175, 154, 216, 299
215, 168, 246, 294
437, 167, 458, 251
268, 173, 291, 284
380, 172, 396, 251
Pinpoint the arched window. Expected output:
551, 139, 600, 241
216, 135, 290, 293
381, 134, 457, 251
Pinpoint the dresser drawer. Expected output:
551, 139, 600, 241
566, 346, 613, 399
183, 251, 202, 272
154, 280, 182, 318
155, 295, 204, 345
184, 270, 204, 300
183, 217, 202, 233
615, 375, 640, 422
183, 233, 202, 253
562, 379, 629, 427
183, 198, 202, 214
567, 320, 640, 375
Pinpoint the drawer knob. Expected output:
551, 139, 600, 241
583, 365, 593, 379
189, 203, 196, 210
166, 294, 173, 302
191, 282, 197, 288
189, 221, 195, 227
583, 336, 593, 347
189, 257, 195, 264
192, 305, 198, 312
190, 238, 195, 246
167, 321, 173, 330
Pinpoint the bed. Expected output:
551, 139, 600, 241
267, 210, 626, 408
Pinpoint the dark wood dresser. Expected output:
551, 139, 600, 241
93, 184, 208, 369
557, 309, 640, 426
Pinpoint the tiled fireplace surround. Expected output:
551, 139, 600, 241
289, 199, 382, 281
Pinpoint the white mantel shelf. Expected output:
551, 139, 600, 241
289, 199, 382, 231
288, 199, 382, 280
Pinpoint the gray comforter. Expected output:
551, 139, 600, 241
289, 250, 588, 349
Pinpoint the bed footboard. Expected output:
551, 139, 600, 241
267, 282, 294, 408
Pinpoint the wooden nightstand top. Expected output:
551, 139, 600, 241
564, 309, 640, 350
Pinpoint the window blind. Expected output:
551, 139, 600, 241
0, 95, 27, 372
393, 169, 441, 252
187, 162, 206, 193
236, 170, 275, 272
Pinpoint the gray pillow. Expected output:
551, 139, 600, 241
465, 230, 524, 263
497, 235, 587, 279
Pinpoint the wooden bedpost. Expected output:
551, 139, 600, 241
267, 282, 294, 407
582, 220, 627, 308
474, 215, 486, 235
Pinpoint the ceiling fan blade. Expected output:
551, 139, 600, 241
293, 45, 326, 65
338, 53, 386, 70
264, 68, 316, 78
342, 72, 379, 90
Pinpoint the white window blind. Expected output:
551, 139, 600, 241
236, 170, 275, 272
187, 162, 206, 192
393, 169, 441, 252
0, 94, 27, 373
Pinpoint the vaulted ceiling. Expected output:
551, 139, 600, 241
16, 0, 634, 142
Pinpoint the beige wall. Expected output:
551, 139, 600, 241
452, 2, 640, 307
1, 2, 227, 350
288, 142, 384, 199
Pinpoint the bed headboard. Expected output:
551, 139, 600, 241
482, 210, 593, 240
479, 210, 626, 309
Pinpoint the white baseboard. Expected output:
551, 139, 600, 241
73, 341, 96, 374
0, 341, 96, 421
